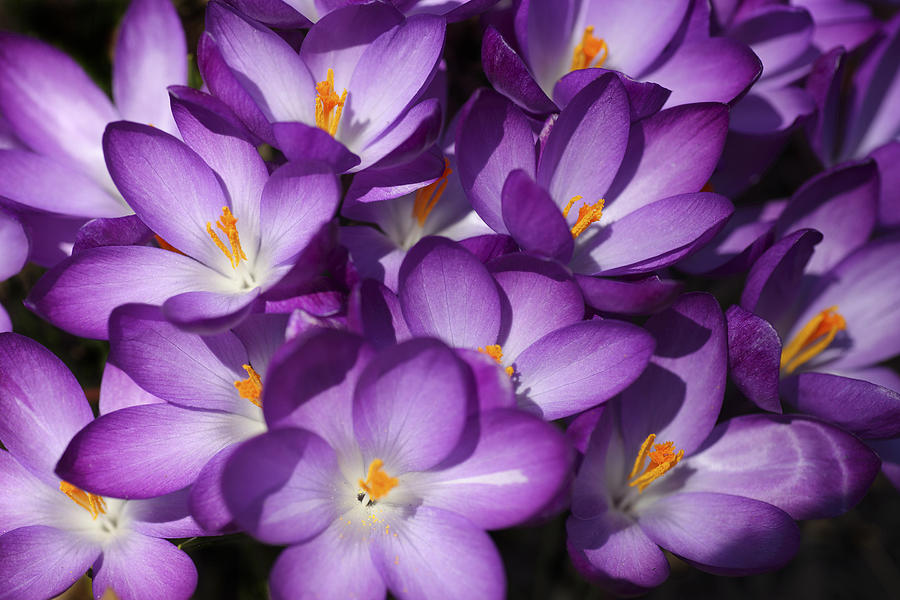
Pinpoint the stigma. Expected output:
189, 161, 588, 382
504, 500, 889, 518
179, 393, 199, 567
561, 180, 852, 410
412, 158, 452, 227
780, 306, 846, 375
207, 206, 247, 269
60, 481, 107, 520
359, 459, 398, 502
477, 344, 514, 377
315, 68, 347, 137
628, 434, 684, 493
571, 26, 608, 71
563, 195, 604, 238
234, 364, 262, 407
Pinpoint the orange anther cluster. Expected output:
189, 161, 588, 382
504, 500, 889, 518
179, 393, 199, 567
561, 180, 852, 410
315, 68, 347, 137
628, 434, 684, 493
412, 158, 453, 227
207, 206, 247, 269
60, 481, 107, 520
780, 306, 847, 375
478, 344, 514, 377
234, 364, 262, 407
563, 195, 605, 238
571, 26, 608, 71
359, 459, 398, 501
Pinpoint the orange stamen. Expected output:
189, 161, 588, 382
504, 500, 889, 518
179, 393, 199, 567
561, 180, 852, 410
562, 195, 605, 238
60, 481, 107, 520
358, 459, 398, 501
206, 206, 246, 269
412, 158, 453, 227
478, 344, 514, 377
234, 364, 262, 407
571, 26, 608, 71
315, 68, 347, 137
154, 235, 184, 255
628, 434, 684, 493
780, 306, 847, 375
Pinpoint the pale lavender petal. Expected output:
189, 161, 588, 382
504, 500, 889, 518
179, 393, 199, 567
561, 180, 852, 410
189, 444, 241, 533
500, 169, 573, 262
354, 97, 443, 171
92, 534, 197, 600
576, 274, 683, 315
0, 210, 27, 278
0, 451, 67, 533
161, 288, 261, 335
272, 120, 361, 172
72, 215, 153, 255
126, 488, 206, 539
0, 526, 99, 600
524, 0, 580, 93
98, 363, 165, 416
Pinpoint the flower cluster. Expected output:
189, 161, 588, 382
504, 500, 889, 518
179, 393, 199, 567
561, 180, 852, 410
0, 0, 898, 598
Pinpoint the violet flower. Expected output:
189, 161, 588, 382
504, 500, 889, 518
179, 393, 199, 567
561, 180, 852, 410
0, 333, 203, 600
223, 329, 570, 599
482, 0, 761, 115
456, 73, 733, 312
566, 293, 879, 595
0, 208, 28, 331
223, 0, 498, 27
200, 1, 445, 173
0, 0, 187, 266
352, 237, 656, 420
27, 94, 340, 338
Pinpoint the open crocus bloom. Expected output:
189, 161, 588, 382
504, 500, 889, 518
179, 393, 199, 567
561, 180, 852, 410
457, 73, 733, 310
223, 0, 499, 27
201, 1, 445, 173
352, 237, 656, 420
727, 233, 900, 441
26, 92, 340, 339
0, 0, 187, 266
56, 306, 287, 532
566, 293, 879, 595
222, 329, 570, 600
482, 0, 760, 115
0, 334, 203, 600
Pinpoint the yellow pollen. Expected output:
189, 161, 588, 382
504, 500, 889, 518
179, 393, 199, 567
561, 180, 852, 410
206, 206, 247, 269
60, 481, 107, 520
234, 364, 262, 407
563, 195, 605, 238
315, 68, 347, 137
412, 158, 453, 227
478, 345, 515, 377
780, 306, 847, 375
571, 26, 609, 71
359, 459, 398, 501
628, 434, 684, 493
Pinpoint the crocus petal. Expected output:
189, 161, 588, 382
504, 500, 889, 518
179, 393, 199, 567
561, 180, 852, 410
271, 121, 361, 172
566, 510, 669, 596
677, 204, 776, 277
619, 293, 726, 456
575, 273, 682, 315
514, 319, 655, 420
113, 0, 187, 134
354, 97, 443, 171
270, 521, 386, 600
870, 141, 900, 228
92, 534, 197, 600
419, 408, 569, 528
0, 526, 100, 600
553, 69, 671, 122
189, 444, 242, 533
680, 414, 880, 519
354, 339, 470, 472
126, 488, 206, 539
223, 428, 339, 545
500, 170, 573, 262
161, 288, 261, 335
0, 451, 70, 533
0, 210, 28, 279
72, 215, 154, 255
728, 5, 814, 76
536, 73, 630, 207
488, 252, 584, 359
571, 192, 733, 277
637, 492, 799, 576
348, 279, 407, 348
481, 26, 556, 115
454, 349, 516, 413
56, 404, 261, 499
782, 372, 900, 440
774, 161, 878, 275
0, 333, 93, 478
725, 304, 783, 413
398, 237, 502, 348
372, 506, 505, 600
603, 103, 729, 222
0, 149, 127, 218
456, 89, 535, 233
98, 363, 165, 416
524, 0, 579, 93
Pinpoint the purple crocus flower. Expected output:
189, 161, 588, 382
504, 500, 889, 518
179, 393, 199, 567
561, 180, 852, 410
26, 94, 340, 338
566, 293, 879, 595
55, 306, 289, 533
352, 236, 656, 420
222, 328, 570, 599
0, 333, 202, 600
0, 208, 29, 331
727, 232, 900, 438
223, 0, 498, 27
200, 1, 445, 173
456, 73, 733, 312
482, 0, 761, 115
0, 0, 186, 266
